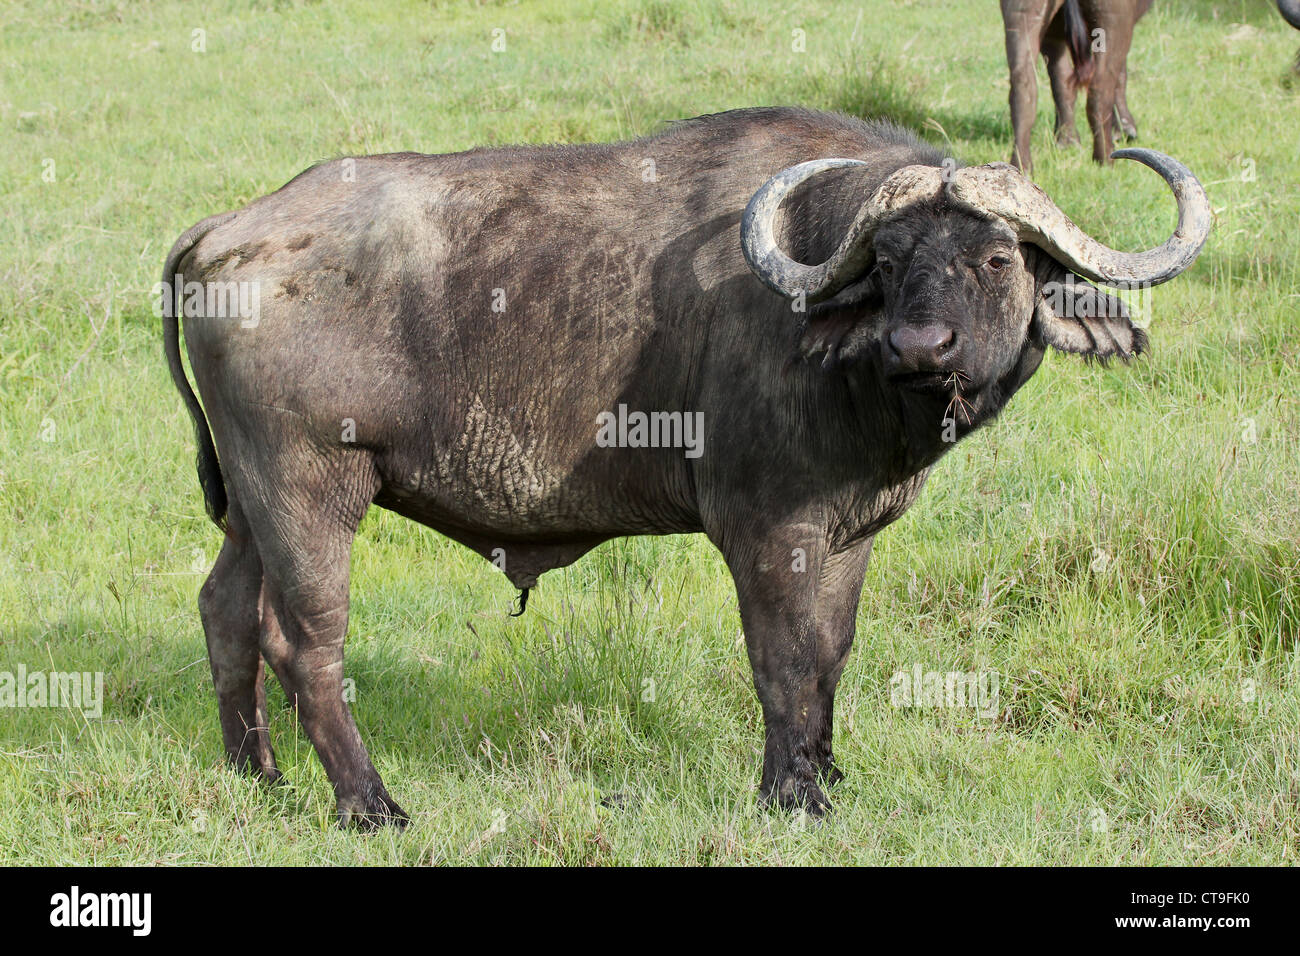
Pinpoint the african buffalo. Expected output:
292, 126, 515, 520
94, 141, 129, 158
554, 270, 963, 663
1003, 0, 1153, 174
1282, 0, 1300, 30
163, 108, 1209, 825
1281, 0, 1300, 68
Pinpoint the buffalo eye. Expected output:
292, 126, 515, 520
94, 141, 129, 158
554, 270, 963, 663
985, 254, 1011, 273
878, 258, 894, 277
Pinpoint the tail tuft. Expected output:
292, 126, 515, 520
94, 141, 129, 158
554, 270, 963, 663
1064, 0, 1096, 88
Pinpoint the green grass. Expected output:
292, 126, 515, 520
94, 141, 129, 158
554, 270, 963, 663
2, 0, 1299, 864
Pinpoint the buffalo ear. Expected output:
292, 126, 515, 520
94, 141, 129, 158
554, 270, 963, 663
795, 274, 883, 369
1030, 267, 1147, 362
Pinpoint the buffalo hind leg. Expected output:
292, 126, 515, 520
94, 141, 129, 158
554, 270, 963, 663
238, 451, 408, 829
199, 497, 279, 782
1084, 31, 1131, 164
1113, 65, 1138, 141
1043, 37, 1081, 147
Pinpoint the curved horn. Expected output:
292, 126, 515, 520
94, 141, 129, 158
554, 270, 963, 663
1280, 0, 1300, 30
741, 159, 944, 301
947, 148, 1211, 287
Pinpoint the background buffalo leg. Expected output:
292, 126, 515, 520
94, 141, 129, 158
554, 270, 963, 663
1084, 23, 1131, 163
1113, 65, 1138, 140
1003, 0, 1049, 173
1043, 36, 1081, 147
199, 496, 279, 781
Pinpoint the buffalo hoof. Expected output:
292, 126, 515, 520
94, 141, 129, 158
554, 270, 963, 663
1113, 109, 1138, 141
1054, 129, 1080, 148
337, 792, 410, 830
231, 753, 282, 786
765, 777, 833, 817
820, 763, 846, 788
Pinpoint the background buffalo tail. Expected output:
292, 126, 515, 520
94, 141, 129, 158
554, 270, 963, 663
1064, 0, 1095, 88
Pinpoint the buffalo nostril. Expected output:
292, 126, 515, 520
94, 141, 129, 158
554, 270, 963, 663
888, 324, 956, 369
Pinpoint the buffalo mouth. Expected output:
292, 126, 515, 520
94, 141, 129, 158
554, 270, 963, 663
888, 370, 963, 393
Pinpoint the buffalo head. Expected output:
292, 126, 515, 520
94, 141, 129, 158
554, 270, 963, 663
740, 150, 1210, 429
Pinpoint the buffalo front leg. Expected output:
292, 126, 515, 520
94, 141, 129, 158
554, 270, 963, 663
237, 453, 408, 829
807, 540, 874, 788
198, 497, 279, 782
719, 524, 868, 815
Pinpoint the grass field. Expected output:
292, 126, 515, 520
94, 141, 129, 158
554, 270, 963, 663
1, 0, 1298, 865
